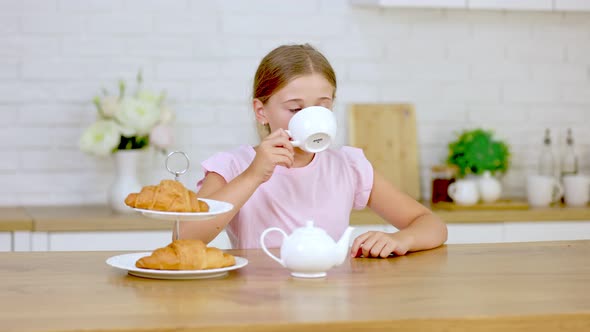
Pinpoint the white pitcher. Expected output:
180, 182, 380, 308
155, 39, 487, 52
478, 171, 502, 203
448, 179, 479, 205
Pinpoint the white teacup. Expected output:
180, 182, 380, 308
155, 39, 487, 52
448, 179, 479, 206
286, 106, 337, 153
563, 174, 590, 207
526, 175, 563, 207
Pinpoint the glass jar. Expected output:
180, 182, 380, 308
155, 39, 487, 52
431, 165, 458, 204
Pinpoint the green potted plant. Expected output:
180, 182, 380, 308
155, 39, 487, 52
446, 128, 510, 203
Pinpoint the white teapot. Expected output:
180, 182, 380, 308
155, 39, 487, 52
260, 220, 354, 278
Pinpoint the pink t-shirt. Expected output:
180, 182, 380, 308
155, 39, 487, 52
197, 145, 374, 249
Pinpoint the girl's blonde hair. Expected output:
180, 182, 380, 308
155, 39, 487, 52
253, 44, 337, 139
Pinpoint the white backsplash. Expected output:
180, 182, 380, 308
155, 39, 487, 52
0, 0, 589, 205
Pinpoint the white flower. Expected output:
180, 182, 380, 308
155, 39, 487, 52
138, 90, 161, 104
150, 124, 174, 149
99, 96, 120, 118
115, 97, 160, 136
159, 105, 175, 125
79, 120, 121, 157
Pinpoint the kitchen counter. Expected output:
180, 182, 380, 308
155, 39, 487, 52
353, 205, 590, 225
1, 240, 589, 332
0, 207, 33, 231
1, 204, 589, 232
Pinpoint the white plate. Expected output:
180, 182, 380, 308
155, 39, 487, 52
106, 252, 248, 280
132, 198, 233, 221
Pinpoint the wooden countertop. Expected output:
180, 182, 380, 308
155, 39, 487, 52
25, 205, 173, 232
352, 203, 590, 225
0, 207, 33, 231
0, 204, 589, 232
1, 240, 589, 332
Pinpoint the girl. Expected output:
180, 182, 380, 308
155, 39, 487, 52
180, 44, 447, 258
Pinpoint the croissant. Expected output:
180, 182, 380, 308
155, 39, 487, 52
136, 240, 235, 270
124, 180, 209, 213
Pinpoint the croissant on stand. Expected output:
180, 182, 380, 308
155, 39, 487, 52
125, 179, 209, 213
136, 240, 235, 270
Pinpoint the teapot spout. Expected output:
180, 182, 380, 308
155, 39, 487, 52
334, 226, 354, 266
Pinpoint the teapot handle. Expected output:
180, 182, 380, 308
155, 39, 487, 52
447, 182, 457, 201
260, 227, 288, 267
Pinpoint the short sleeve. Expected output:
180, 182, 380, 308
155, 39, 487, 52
196, 151, 241, 190
341, 146, 374, 210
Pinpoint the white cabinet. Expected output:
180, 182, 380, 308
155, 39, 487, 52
350, 0, 590, 11
6, 222, 590, 252
350, 0, 466, 8
504, 221, 590, 242
554, 0, 590, 11
14, 230, 232, 252
447, 223, 504, 244
0, 232, 11, 251
468, 0, 553, 11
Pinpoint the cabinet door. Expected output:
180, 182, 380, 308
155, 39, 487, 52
504, 221, 590, 242
351, 0, 466, 9
48, 231, 232, 251
447, 223, 504, 244
0, 232, 11, 251
468, 0, 553, 10
554, 0, 590, 11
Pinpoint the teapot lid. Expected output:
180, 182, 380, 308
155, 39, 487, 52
292, 220, 329, 237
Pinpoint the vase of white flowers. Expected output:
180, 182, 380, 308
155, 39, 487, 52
79, 71, 175, 213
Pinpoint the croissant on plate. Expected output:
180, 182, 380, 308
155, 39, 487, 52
136, 239, 235, 270
124, 179, 209, 213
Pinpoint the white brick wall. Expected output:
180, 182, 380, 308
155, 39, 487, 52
0, 0, 589, 205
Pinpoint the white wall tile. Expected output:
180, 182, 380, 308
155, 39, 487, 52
18, 104, 93, 125
562, 84, 590, 103
0, 59, 18, 79
444, 83, 502, 102
506, 41, 566, 63
156, 61, 220, 80
470, 63, 530, 81
154, 14, 218, 34
0, 83, 54, 102
58, 0, 121, 12
0, 15, 18, 34
0, 37, 59, 57
531, 64, 588, 82
0, 150, 18, 171
503, 83, 561, 103
21, 15, 83, 34
123, 0, 188, 12
0, 104, 17, 125
0, 0, 57, 12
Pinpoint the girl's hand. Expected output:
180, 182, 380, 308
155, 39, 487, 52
245, 128, 294, 184
350, 231, 413, 258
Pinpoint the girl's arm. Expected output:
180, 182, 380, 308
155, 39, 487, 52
176, 129, 294, 243
176, 170, 260, 243
350, 170, 448, 258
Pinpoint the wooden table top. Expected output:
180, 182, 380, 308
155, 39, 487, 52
1, 240, 589, 332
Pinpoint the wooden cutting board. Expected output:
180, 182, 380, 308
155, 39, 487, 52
348, 104, 421, 200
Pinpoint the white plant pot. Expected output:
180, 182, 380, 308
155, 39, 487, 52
109, 150, 143, 213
